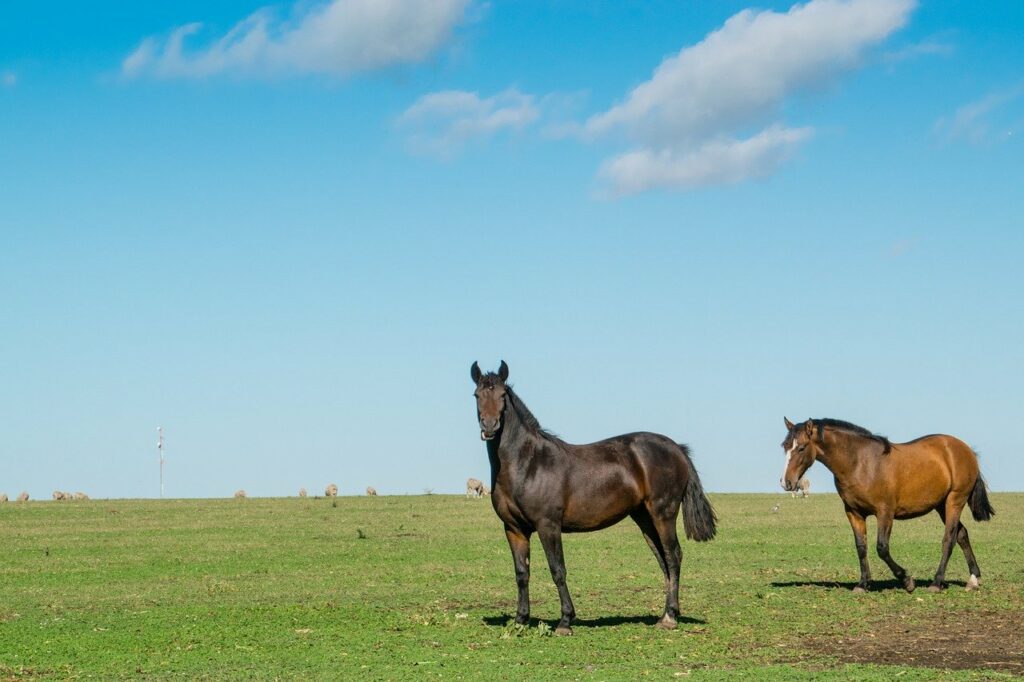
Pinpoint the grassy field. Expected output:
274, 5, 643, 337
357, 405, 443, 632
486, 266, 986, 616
1, 493, 1022, 680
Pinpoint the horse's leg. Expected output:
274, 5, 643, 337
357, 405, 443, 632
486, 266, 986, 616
504, 525, 532, 625
875, 512, 915, 593
955, 523, 982, 590
844, 507, 871, 592
536, 522, 576, 635
930, 499, 967, 592
630, 509, 669, 581
649, 510, 682, 629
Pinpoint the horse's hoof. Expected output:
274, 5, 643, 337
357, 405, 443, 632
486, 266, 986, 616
555, 625, 573, 636
966, 574, 980, 591
903, 578, 916, 593
852, 586, 867, 594
927, 584, 943, 593
515, 617, 529, 626
656, 615, 678, 630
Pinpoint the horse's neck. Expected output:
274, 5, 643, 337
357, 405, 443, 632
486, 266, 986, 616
816, 430, 863, 481
490, 397, 531, 467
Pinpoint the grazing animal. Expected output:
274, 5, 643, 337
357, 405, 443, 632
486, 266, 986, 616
234, 489, 247, 499
781, 417, 994, 594
366, 487, 377, 496
466, 478, 485, 497
325, 483, 338, 497
481, 484, 490, 497
791, 478, 810, 498
17, 492, 29, 502
299, 488, 308, 497
471, 361, 716, 634
74, 492, 89, 501
52, 490, 66, 501
0, 493, 7, 503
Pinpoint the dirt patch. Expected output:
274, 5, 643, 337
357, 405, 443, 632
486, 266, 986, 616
807, 609, 1024, 674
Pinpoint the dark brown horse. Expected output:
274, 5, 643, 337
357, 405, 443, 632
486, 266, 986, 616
471, 361, 716, 634
780, 417, 994, 593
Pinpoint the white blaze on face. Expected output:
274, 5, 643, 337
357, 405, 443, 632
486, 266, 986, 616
780, 440, 798, 489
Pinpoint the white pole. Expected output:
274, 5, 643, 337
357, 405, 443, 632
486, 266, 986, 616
157, 426, 165, 499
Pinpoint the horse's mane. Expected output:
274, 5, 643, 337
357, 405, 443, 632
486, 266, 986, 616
506, 385, 566, 446
816, 418, 891, 454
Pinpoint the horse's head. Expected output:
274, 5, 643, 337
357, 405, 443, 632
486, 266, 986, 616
470, 360, 509, 441
780, 417, 822, 491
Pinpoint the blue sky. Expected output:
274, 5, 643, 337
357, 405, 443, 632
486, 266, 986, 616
1, 1, 1022, 499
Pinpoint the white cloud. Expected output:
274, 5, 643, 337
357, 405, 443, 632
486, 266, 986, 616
882, 38, 953, 64
599, 126, 813, 197
934, 85, 1024, 145
582, 0, 916, 195
122, 0, 471, 79
398, 89, 539, 156
1, 71, 16, 87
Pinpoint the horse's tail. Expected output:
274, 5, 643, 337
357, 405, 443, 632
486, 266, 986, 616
968, 472, 995, 522
679, 444, 717, 542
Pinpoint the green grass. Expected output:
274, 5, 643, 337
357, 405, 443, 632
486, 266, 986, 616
1, 493, 1022, 679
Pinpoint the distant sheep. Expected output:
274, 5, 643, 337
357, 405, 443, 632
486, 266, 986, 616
17, 491, 29, 502
366, 486, 377, 496
791, 478, 810, 499
325, 483, 338, 497
466, 478, 485, 497
74, 492, 89, 501
53, 490, 67, 501
298, 488, 308, 497
234, 489, 247, 499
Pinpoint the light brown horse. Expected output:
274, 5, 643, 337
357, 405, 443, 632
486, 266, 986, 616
781, 417, 994, 593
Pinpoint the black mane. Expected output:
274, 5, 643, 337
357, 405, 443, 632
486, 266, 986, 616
505, 384, 565, 445
816, 418, 891, 454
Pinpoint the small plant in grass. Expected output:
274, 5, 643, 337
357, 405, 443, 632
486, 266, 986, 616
500, 620, 552, 639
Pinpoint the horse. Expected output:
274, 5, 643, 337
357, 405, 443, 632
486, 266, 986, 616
471, 361, 716, 634
466, 477, 485, 497
791, 477, 810, 498
366, 486, 377, 496
780, 417, 994, 594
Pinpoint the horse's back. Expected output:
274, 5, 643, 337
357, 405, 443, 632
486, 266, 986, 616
895, 434, 978, 476
582, 431, 689, 479
559, 432, 688, 531
887, 434, 979, 517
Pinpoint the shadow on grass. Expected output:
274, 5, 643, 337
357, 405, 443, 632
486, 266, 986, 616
483, 613, 707, 628
770, 578, 966, 591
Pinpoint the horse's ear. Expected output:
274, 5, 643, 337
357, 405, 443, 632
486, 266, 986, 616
470, 361, 482, 384
498, 360, 509, 382
784, 416, 795, 431
804, 419, 816, 438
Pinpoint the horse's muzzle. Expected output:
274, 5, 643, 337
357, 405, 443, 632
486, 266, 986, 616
481, 430, 496, 441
